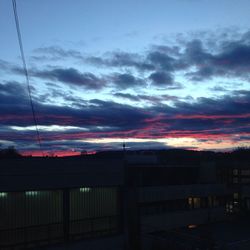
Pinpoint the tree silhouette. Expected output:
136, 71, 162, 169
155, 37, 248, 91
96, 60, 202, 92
0, 146, 21, 159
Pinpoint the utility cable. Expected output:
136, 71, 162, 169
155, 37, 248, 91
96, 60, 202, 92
12, 0, 43, 156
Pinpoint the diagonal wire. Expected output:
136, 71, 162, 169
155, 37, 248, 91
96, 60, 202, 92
12, 0, 43, 155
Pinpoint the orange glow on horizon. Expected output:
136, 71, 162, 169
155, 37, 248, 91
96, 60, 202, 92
21, 150, 97, 157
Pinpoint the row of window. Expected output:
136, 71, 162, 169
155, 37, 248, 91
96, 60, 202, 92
233, 169, 250, 176
232, 177, 250, 184
0, 187, 91, 199
140, 196, 229, 216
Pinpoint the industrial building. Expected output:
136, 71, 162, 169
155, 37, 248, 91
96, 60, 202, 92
0, 151, 250, 250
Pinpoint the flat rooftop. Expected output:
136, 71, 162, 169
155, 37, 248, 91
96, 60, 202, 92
0, 158, 124, 191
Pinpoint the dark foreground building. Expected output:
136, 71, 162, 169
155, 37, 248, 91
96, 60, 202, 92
0, 151, 250, 250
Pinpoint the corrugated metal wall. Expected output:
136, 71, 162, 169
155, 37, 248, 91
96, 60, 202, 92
0, 187, 120, 249
70, 187, 119, 238
0, 190, 63, 247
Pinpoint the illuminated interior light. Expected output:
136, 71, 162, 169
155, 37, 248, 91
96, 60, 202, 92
0, 192, 7, 198
80, 187, 91, 192
233, 192, 239, 199
25, 191, 39, 196
188, 224, 197, 229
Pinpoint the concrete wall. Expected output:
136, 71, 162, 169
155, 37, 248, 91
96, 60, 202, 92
138, 184, 230, 203
140, 208, 226, 250
140, 207, 226, 233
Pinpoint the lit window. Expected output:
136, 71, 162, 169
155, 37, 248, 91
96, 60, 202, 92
188, 197, 193, 209
226, 202, 233, 213
0, 192, 7, 198
188, 224, 197, 229
25, 191, 39, 196
80, 187, 91, 192
233, 193, 239, 199
193, 198, 201, 209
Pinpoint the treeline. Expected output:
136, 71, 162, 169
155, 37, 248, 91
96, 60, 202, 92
0, 145, 249, 161
92, 147, 250, 163
157, 147, 250, 163
0, 146, 21, 159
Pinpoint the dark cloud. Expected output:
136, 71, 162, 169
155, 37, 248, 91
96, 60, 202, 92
184, 39, 212, 65
149, 71, 174, 86
151, 45, 181, 57
0, 82, 152, 130
184, 33, 250, 81
32, 46, 83, 61
8, 64, 106, 91
1, 81, 250, 137
33, 68, 106, 90
1, 87, 250, 153
209, 86, 228, 92
86, 51, 154, 71
85, 49, 181, 75
215, 43, 250, 68
0, 59, 11, 72
113, 92, 180, 103
110, 73, 145, 90
113, 93, 140, 102
37, 84, 88, 107
85, 30, 250, 82
5, 29, 250, 91
147, 51, 175, 71
0, 81, 32, 106
2, 30, 250, 153
233, 89, 250, 96
14, 139, 170, 155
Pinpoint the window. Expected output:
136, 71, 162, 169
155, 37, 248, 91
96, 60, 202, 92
79, 187, 91, 192
188, 197, 201, 209
233, 169, 238, 175
200, 197, 207, 208
0, 192, 7, 198
233, 177, 238, 184
188, 197, 193, 209
241, 170, 250, 176
25, 191, 39, 196
208, 196, 213, 207
193, 198, 201, 209
226, 202, 233, 213
241, 178, 250, 184
233, 193, 239, 199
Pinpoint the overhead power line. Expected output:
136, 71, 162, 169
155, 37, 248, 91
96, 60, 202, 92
12, 0, 43, 155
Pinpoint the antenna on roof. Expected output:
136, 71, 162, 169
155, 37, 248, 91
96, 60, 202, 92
123, 140, 126, 152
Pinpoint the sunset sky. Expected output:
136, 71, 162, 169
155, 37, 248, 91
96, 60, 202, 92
1, 0, 250, 155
